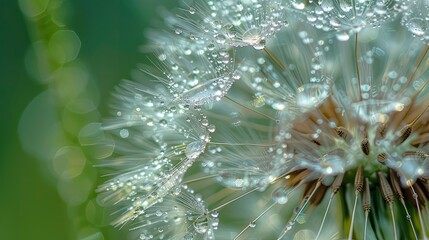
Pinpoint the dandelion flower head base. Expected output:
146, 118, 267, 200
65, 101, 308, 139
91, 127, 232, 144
85, 1, 429, 239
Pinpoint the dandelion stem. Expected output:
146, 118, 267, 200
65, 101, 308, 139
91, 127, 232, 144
389, 203, 398, 240
263, 47, 299, 84
409, 45, 429, 86
225, 95, 278, 121
355, 33, 362, 101
363, 178, 371, 240
210, 187, 259, 212
278, 180, 322, 240
208, 142, 274, 147
234, 202, 277, 240
410, 184, 428, 240
347, 192, 359, 240
403, 45, 429, 98
263, 47, 286, 71
364, 211, 369, 240
399, 198, 418, 239
183, 175, 217, 184
409, 105, 429, 126
315, 192, 335, 240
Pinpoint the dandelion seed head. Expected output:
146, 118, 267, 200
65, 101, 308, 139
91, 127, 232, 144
288, 0, 403, 40
90, 1, 429, 239
165, 0, 288, 49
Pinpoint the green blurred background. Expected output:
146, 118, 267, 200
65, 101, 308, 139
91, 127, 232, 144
0, 0, 176, 239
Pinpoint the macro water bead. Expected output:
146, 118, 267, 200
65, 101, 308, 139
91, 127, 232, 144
81, 0, 429, 239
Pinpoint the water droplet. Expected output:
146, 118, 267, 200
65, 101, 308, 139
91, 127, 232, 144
407, 17, 427, 36
249, 221, 256, 228
185, 141, 206, 159
272, 186, 289, 204
159, 119, 167, 127
155, 210, 163, 217
292, 1, 305, 10
272, 102, 286, 111
119, 129, 129, 138
207, 124, 216, 133
253, 39, 266, 50
360, 84, 371, 91
321, 0, 333, 12
158, 54, 167, 61
336, 32, 350, 41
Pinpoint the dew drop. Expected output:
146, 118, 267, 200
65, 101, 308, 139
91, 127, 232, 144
253, 39, 266, 50
272, 102, 286, 111
119, 129, 129, 138
159, 119, 167, 127
360, 84, 371, 91
249, 221, 256, 228
155, 210, 163, 217
272, 186, 290, 204
207, 124, 216, 133
185, 141, 206, 159
407, 17, 427, 36
292, 1, 305, 10
336, 32, 350, 41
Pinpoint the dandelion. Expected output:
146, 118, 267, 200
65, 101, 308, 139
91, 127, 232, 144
84, 0, 429, 239
163, 0, 288, 49
287, 0, 403, 41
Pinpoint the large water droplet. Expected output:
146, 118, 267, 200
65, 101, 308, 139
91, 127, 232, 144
185, 141, 206, 159
292, 1, 305, 10
272, 186, 290, 204
336, 32, 350, 41
407, 17, 427, 36
321, 0, 334, 12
